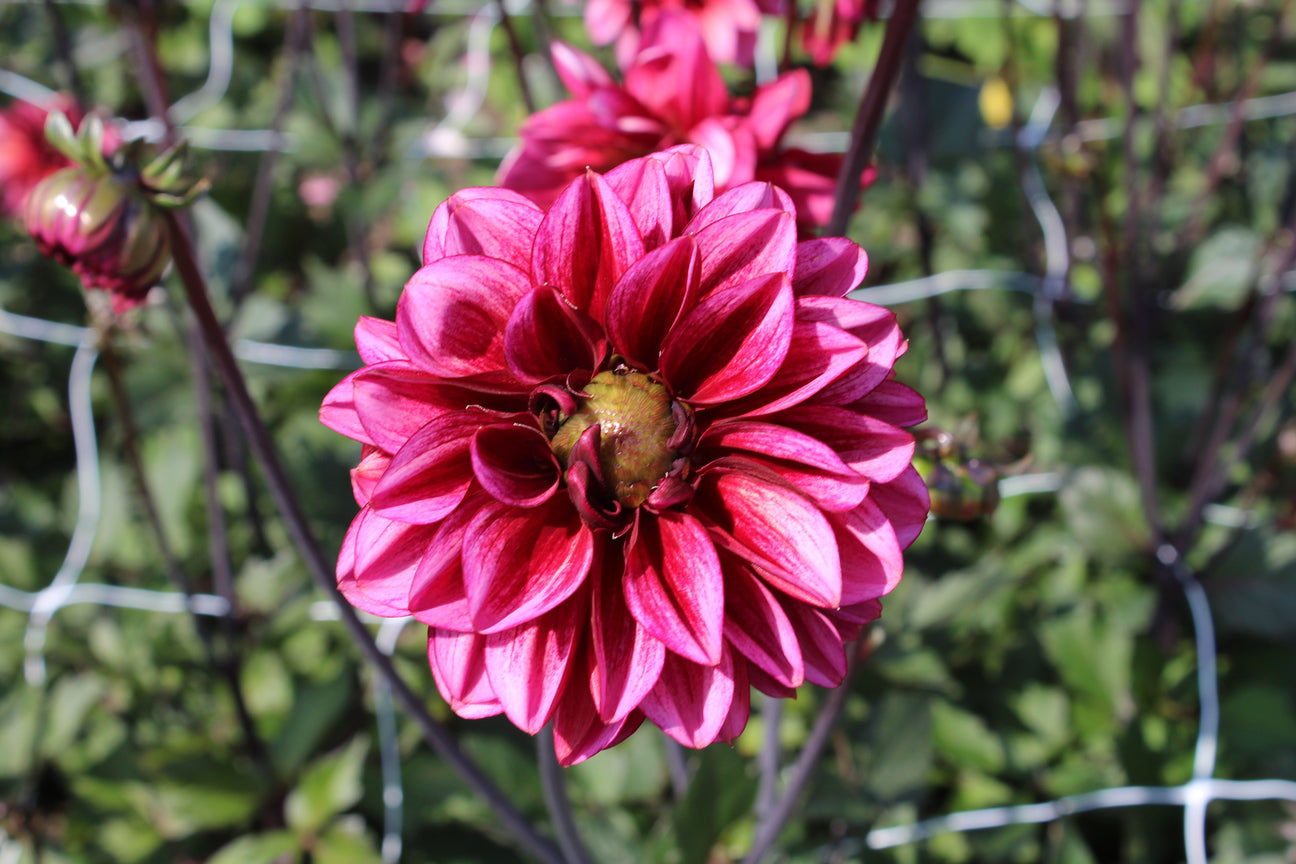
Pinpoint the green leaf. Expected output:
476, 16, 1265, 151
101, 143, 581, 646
286, 736, 370, 835
932, 701, 1005, 773
313, 817, 384, 864
270, 673, 355, 776
206, 830, 299, 864
1171, 226, 1261, 310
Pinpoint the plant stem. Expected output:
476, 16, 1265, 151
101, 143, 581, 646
538, 726, 593, 864
826, 0, 922, 237
165, 210, 566, 864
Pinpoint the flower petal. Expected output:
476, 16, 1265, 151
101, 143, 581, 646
722, 554, 805, 688
605, 235, 700, 370
797, 296, 904, 403
660, 272, 794, 405
423, 187, 543, 271
533, 170, 645, 322
792, 237, 869, 297
695, 466, 841, 608
832, 497, 904, 604
397, 255, 531, 379
623, 511, 724, 666
776, 405, 915, 483
729, 320, 867, 417
484, 592, 587, 733
853, 380, 928, 427
590, 543, 666, 722
687, 207, 797, 297
355, 315, 403, 363
368, 413, 477, 523
869, 464, 930, 549
779, 600, 847, 687
553, 661, 643, 766
429, 629, 503, 719
464, 497, 594, 632
470, 421, 560, 507
639, 644, 736, 748
349, 507, 438, 615
504, 285, 604, 382
408, 495, 486, 631
699, 422, 868, 511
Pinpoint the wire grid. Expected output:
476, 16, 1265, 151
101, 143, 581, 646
2, 1, 1295, 861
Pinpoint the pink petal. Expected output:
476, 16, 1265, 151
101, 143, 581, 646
337, 509, 424, 617
604, 156, 674, 249
397, 255, 531, 379
470, 422, 560, 507
688, 207, 796, 298
776, 405, 915, 483
746, 69, 811, 150
553, 662, 642, 766
426, 193, 543, 272
484, 593, 587, 733
831, 498, 904, 604
869, 464, 930, 549
625, 14, 728, 130
623, 511, 724, 666
320, 369, 373, 446
685, 183, 795, 236
605, 236, 700, 370
350, 361, 454, 454
350, 447, 390, 506
729, 320, 867, 417
590, 544, 666, 722
797, 296, 904, 403
639, 645, 736, 748
504, 286, 604, 383
698, 422, 868, 511
779, 600, 847, 687
350, 507, 438, 614
853, 380, 928, 427
464, 497, 594, 633
722, 556, 805, 688
368, 414, 476, 523
715, 659, 750, 742
533, 170, 645, 322
551, 40, 616, 96
428, 629, 503, 719
355, 316, 403, 363
407, 494, 485, 631
792, 238, 869, 298
686, 118, 757, 191
695, 466, 842, 608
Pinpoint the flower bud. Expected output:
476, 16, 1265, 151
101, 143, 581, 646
24, 165, 171, 313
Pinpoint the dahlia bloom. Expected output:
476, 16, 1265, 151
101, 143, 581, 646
798, 0, 878, 66
498, 12, 859, 232
583, 0, 767, 68
0, 95, 110, 219
322, 146, 928, 765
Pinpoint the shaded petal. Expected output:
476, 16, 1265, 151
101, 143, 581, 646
797, 296, 904, 403
369, 413, 477, 523
827, 599, 883, 642
695, 466, 841, 608
853, 380, 928, 428
350, 507, 438, 615
553, 659, 643, 766
604, 155, 674, 249
408, 495, 487, 631
320, 369, 372, 446
590, 542, 666, 722
716, 659, 750, 743
398, 256, 531, 379
779, 600, 847, 687
774, 405, 915, 483
625, 15, 728, 130
831, 497, 904, 604
551, 40, 616, 97
505, 285, 604, 382
605, 236, 700, 369
639, 644, 736, 748
471, 422, 561, 507
792, 237, 869, 297
351, 361, 454, 454
722, 555, 804, 688
350, 447, 389, 507
337, 509, 423, 617
533, 170, 645, 322
464, 497, 594, 632
429, 629, 503, 719
869, 464, 930, 549
746, 69, 810, 149
728, 320, 867, 417
660, 272, 794, 405
484, 591, 587, 733
623, 511, 724, 666
686, 183, 795, 235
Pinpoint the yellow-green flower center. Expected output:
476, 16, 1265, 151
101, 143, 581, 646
550, 371, 679, 508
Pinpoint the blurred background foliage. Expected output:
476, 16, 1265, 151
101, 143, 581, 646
1, 1, 1295, 863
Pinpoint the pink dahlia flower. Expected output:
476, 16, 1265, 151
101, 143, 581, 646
321, 146, 928, 765
583, 0, 767, 68
498, 12, 860, 233
0, 95, 98, 219
797, 0, 878, 66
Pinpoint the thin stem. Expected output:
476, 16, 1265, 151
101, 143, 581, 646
41, 0, 87, 102
741, 636, 874, 864
537, 726, 593, 864
826, 0, 922, 237
495, 0, 537, 114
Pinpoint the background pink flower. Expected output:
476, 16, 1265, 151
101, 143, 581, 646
0, 94, 87, 219
498, 12, 861, 233
322, 146, 927, 765
583, 0, 767, 68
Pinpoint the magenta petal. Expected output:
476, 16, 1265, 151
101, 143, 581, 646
639, 644, 736, 748
832, 498, 904, 604
792, 238, 869, 297
854, 380, 928, 427
870, 464, 930, 549
778, 405, 916, 483
337, 510, 422, 617
470, 423, 560, 507
722, 557, 805, 688
696, 467, 841, 608
464, 497, 594, 633
533, 170, 645, 323
687, 183, 795, 235
408, 498, 483, 631
700, 421, 868, 511
551, 40, 616, 96
623, 511, 724, 666
715, 660, 750, 742
591, 545, 666, 722
349, 507, 438, 615
429, 629, 503, 719
423, 187, 543, 268
369, 415, 476, 523
397, 256, 531, 379
745, 69, 810, 149
504, 286, 603, 382
351, 361, 453, 454
797, 296, 904, 403
553, 660, 640, 766
355, 316, 403, 364
605, 236, 700, 369
484, 594, 586, 733
604, 156, 673, 248
320, 370, 373, 445
660, 272, 794, 405
688, 208, 797, 297
732, 320, 867, 417
780, 600, 847, 687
